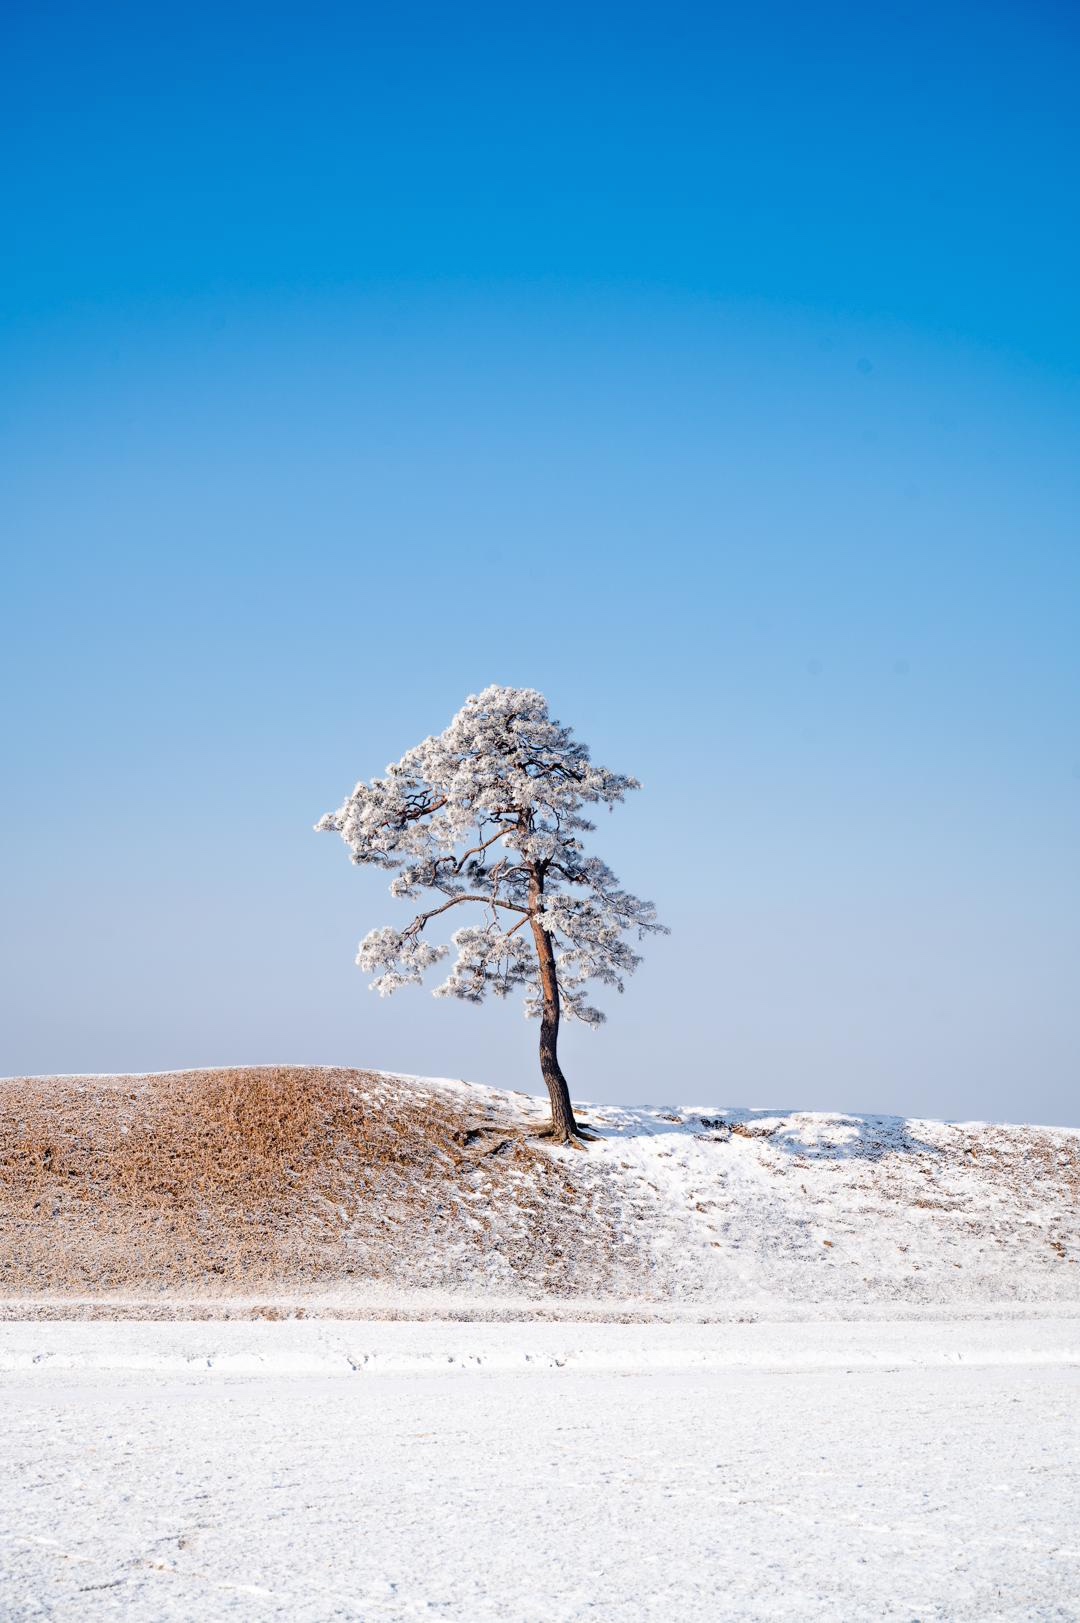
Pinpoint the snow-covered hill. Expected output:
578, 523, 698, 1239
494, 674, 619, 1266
2, 1067, 1078, 1310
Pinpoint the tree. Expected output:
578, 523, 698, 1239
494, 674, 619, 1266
316, 685, 667, 1143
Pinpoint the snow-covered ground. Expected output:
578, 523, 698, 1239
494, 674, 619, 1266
3, 1313, 1080, 1372
6, 1068, 1080, 1305
5, 1074, 1079, 1616
3, 1318, 1079, 1621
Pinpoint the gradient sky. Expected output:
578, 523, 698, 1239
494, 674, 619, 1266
3, 0, 1078, 1124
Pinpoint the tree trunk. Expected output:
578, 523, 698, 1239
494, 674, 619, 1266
539, 994, 578, 1142
529, 870, 579, 1143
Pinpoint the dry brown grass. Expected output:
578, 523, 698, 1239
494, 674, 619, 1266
7, 1070, 1076, 1309
0, 1068, 634, 1297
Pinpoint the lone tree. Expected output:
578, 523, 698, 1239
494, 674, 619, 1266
317, 685, 666, 1143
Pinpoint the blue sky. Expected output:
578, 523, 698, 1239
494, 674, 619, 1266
3, 1, 1078, 1123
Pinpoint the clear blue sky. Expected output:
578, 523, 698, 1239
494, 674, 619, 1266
3, 0, 1078, 1123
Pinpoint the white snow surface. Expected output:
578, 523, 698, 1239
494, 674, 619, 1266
2, 1318, 1079, 1621
460, 1079, 1080, 1305
2, 1314, 1080, 1373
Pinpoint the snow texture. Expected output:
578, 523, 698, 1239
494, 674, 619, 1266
2, 1320, 1078, 1620
559, 1094, 1080, 1304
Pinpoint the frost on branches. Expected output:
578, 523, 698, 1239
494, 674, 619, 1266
317, 685, 666, 1142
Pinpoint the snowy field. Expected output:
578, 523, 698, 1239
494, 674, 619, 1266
3, 1319, 1079, 1621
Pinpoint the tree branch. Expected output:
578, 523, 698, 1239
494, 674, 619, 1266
449, 828, 510, 871
390, 794, 449, 829
402, 893, 529, 938
547, 861, 587, 885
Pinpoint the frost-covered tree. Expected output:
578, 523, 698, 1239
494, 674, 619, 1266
316, 685, 666, 1143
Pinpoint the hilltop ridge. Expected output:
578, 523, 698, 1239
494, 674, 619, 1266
2, 1067, 1078, 1313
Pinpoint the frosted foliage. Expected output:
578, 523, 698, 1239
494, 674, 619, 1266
317, 685, 666, 1023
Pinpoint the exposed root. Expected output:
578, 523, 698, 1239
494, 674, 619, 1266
529, 1124, 597, 1149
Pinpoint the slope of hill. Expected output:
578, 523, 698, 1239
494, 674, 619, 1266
2, 1067, 1078, 1311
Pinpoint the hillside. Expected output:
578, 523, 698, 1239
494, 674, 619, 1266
2, 1066, 1078, 1312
